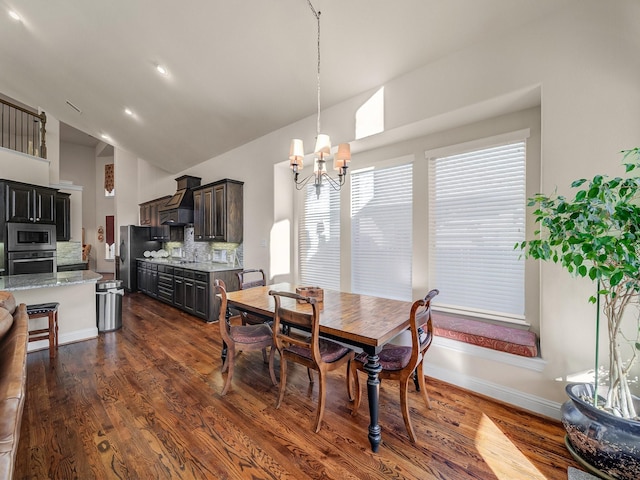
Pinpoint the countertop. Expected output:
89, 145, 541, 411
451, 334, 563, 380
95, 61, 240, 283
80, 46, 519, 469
136, 258, 241, 273
0, 270, 103, 292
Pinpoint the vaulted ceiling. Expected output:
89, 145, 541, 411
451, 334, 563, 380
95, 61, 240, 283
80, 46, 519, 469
0, 0, 570, 173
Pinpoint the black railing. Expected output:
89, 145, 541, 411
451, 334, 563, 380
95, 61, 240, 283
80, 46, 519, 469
0, 98, 47, 159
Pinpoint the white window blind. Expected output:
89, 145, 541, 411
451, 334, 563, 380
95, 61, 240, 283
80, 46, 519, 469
428, 141, 526, 320
351, 163, 413, 301
298, 183, 341, 290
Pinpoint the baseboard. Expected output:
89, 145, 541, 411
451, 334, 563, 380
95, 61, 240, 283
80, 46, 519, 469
27, 327, 99, 353
424, 363, 563, 420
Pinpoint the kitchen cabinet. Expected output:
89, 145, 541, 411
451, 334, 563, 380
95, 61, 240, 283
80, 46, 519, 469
55, 192, 71, 241
157, 264, 174, 304
173, 268, 185, 308
137, 261, 147, 293
137, 260, 240, 322
182, 270, 196, 315
139, 196, 170, 227
1, 180, 57, 224
139, 196, 174, 241
192, 179, 243, 243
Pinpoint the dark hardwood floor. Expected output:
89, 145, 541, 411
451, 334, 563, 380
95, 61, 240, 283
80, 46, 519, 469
16, 292, 580, 479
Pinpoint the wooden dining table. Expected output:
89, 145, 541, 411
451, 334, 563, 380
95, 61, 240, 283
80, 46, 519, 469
225, 282, 414, 452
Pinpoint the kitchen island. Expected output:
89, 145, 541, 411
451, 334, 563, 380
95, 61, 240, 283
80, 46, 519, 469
1, 270, 103, 352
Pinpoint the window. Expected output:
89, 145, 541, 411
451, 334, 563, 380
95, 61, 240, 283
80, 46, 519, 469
351, 163, 413, 301
298, 183, 340, 290
428, 140, 526, 323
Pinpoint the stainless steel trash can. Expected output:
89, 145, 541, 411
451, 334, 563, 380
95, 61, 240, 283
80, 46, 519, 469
96, 280, 124, 331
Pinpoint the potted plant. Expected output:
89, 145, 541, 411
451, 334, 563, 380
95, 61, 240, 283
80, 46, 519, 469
519, 148, 640, 480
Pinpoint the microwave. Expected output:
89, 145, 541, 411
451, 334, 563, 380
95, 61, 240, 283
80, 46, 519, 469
7, 222, 56, 252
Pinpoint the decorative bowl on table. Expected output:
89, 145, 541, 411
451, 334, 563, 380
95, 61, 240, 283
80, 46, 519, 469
296, 287, 324, 303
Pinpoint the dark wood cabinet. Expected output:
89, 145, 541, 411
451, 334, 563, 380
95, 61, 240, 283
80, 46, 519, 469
173, 269, 185, 308
183, 272, 196, 315
2, 180, 57, 224
55, 193, 71, 241
193, 179, 243, 242
139, 196, 170, 226
137, 260, 240, 322
139, 196, 172, 240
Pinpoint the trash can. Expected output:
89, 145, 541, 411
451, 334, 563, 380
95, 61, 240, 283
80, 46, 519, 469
96, 280, 124, 331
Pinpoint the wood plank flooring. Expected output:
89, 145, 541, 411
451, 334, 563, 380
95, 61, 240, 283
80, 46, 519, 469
16, 292, 581, 479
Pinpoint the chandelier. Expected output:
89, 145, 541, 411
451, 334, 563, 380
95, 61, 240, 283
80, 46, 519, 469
289, 0, 351, 198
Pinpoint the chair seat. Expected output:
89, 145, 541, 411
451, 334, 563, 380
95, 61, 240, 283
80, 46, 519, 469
355, 343, 413, 371
26, 303, 59, 315
229, 323, 273, 345
287, 338, 351, 363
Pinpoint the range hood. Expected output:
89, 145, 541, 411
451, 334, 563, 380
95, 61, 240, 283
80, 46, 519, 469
159, 175, 201, 225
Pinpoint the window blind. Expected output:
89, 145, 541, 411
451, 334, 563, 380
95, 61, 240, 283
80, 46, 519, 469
298, 183, 341, 290
351, 163, 413, 301
428, 142, 526, 320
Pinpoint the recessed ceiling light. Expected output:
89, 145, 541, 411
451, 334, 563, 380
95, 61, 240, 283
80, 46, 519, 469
101, 134, 112, 141
124, 108, 133, 116
156, 64, 168, 76
8, 10, 21, 21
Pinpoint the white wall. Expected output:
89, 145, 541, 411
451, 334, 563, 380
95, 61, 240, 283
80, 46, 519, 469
94, 156, 115, 273
124, 0, 640, 415
114, 148, 140, 228
59, 142, 97, 267
0, 149, 50, 186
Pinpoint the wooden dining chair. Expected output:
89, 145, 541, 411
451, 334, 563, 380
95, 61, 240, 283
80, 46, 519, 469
235, 269, 272, 326
215, 279, 277, 395
350, 289, 439, 443
269, 290, 355, 433
237, 269, 266, 290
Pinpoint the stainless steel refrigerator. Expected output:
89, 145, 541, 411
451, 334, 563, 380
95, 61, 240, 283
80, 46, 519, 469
117, 225, 161, 292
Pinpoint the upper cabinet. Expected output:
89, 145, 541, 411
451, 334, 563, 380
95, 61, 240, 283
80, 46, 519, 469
55, 192, 71, 241
1, 180, 57, 224
193, 179, 243, 243
139, 196, 171, 227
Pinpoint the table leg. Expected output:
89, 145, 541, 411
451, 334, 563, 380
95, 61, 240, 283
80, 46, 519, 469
363, 352, 382, 452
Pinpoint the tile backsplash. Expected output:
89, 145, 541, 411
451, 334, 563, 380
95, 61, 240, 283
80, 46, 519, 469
57, 241, 83, 266
164, 226, 243, 267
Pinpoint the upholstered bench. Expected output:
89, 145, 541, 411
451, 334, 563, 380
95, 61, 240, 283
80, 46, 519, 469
0, 291, 29, 479
432, 313, 538, 357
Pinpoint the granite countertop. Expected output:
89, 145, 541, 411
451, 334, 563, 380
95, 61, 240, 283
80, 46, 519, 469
0, 270, 103, 291
137, 258, 242, 273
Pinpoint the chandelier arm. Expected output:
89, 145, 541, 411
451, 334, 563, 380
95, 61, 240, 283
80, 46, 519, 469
293, 172, 314, 190
320, 172, 344, 191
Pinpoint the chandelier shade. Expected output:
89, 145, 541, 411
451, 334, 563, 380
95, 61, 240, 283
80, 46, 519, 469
289, 139, 305, 169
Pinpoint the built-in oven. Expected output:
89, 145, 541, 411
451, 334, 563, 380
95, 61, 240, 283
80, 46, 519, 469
7, 223, 56, 252
8, 250, 56, 275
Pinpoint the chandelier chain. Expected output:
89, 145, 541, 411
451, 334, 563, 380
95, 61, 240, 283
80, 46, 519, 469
307, 0, 322, 136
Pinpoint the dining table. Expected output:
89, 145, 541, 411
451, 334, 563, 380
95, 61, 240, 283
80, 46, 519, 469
225, 282, 414, 453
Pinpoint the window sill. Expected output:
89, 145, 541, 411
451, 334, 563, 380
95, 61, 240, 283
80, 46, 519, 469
432, 336, 546, 372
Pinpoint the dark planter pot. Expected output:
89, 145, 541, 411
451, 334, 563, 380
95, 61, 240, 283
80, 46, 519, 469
562, 382, 640, 480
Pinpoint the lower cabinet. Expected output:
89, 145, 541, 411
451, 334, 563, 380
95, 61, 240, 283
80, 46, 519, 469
137, 260, 240, 322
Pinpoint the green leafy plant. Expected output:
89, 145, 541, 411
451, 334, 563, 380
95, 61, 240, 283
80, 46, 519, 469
518, 148, 640, 420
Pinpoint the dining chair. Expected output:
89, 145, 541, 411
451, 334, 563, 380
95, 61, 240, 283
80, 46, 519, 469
269, 290, 355, 433
235, 269, 272, 326
237, 269, 266, 290
215, 279, 277, 395
350, 289, 439, 443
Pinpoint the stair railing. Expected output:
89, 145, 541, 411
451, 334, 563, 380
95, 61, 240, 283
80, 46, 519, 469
0, 98, 47, 159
